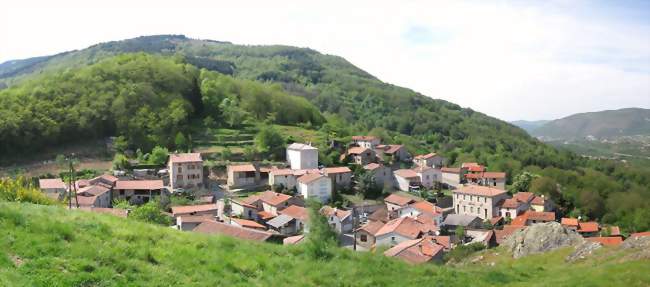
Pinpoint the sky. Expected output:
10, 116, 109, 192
1, 0, 649, 121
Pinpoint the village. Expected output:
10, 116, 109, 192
36, 136, 649, 265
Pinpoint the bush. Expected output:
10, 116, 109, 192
129, 200, 172, 226
304, 200, 338, 260
444, 242, 486, 263
0, 177, 56, 205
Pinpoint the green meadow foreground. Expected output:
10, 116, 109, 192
1, 202, 649, 287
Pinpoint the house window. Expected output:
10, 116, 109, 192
493, 182, 497, 186
360, 234, 367, 242
391, 236, 396, 241
178, 167, 182, 173
463, 206, 466, 212
470, 207, 474, 213
484, 208, 488, 218
248, 210, 252, 217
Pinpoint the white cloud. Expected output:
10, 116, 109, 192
1, 0, 648, 121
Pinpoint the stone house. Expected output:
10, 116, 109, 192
351, 135, 381, 149
320, 205, 353, 233
452, 185, 509, 220
344, 146, 376, 166
323, 166, 353, 190
441, 167, 462, 189
413, 153, 444, 169
112, 180, 164, 204
168, 153, 204, 189
227, 164, 260, 189
465, 172, 507, 190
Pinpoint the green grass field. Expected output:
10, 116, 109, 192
1, 202, 649, 286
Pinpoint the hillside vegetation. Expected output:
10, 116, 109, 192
532, 108, 650, 140
2, 202, 649, 287
0, 35, 649, 233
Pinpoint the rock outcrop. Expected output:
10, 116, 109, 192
503, 222, 584, 258
621, 236, 650, 260
566, 241, 602, 262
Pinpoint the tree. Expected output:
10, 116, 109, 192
149, 146, 169, 165
220, 147, 232, 161
113, 136, 129, 153
112, 153, 130, 170
304, 200, 338, 259
129, 200, 172, 225
254, 125, 285, 160
455, 225, 466, 243
511, 171, 540, 193
175, 132, 188, 151
357, 172, 381, 199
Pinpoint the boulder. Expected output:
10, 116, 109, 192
621, 236, 650, 260
503, 222, 584, 258
565, 241, 602, 262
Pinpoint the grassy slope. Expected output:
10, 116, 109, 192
2, 202, 649, 287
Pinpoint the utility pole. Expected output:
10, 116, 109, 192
67, 153, 79, 209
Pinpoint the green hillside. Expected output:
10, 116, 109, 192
0, 35, 649, 233
1, 202, 649, 286
532, 108, 650, 140
510, 120, 550, 133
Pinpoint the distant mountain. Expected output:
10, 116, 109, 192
532, 108, 650, 140
510, 120, 550, 133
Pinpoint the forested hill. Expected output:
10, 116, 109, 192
1, 35, 649, 232
531, 108, 650, 140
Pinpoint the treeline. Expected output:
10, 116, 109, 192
0, 53, 323, 155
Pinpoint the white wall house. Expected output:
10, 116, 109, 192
287, 143, 318, 170
441, 167, 462, 189
351, 136, 381, 149
453, 185, 509, 220
321, 206, 353, 233
413, 167, 440, 189
297, 173, 332, 203
393, 169, 420, 192
168, 153, 204, 189
413, 153, 444, 168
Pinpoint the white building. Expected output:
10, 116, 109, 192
453, 185, 509, 220
168, 153, 204, 189
286, 143, 319, 170
413, 166, 440, 189
393, 169, 420, 192
363, 163, 393, 187
413, 153, 444, 168
297, 173, 332, 203
351, 135, 381, 149
320, 206, 353, 233
441, 167, 462, 189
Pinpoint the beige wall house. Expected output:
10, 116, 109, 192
227, 164, 260, 188
384, 193, 417, 212
286, 143, 318, 170
323, 166, 353, 190
413, 153, 444, 168
413, 166, 440, 189
38, 178, 67, 200
375, 144, 409, 163
351, 135, 381, 149
75, 185, 111, 208
465, 172, 507, 190
320, 206, 353, 233
297, 173, 332, 203
113, 180, 164, 204
168, 153, 204, 189
355, 220, 384, 248
453, 185, 509, 220
363, 163, 393, 187
344, 147, 376, 166
441, 167, 462, 189
374, 216, 427, 247
393, 169, 421, 192
230, 199, 259, 220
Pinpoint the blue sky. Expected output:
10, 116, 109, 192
1, 0, 648, 121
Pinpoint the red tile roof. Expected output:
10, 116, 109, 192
462, 162, 485, 172
384, 236, 444, 264
114, 180, 163, 190
530, 196, 546, 205
465, 172, 506, 179
630, 231, 650, 238
384, 193, 417, 207
578, 222, 600, 233
89, 174, 119, 185
320, 206, 352, 220
376, 217, 425, 239
609, 226, 621, 236
363, 163, 382, 171
283, 234, 305, 245
357, 220, 384, 235
169, 153, 202, 163
394, 169, 419, 179
495, 225, 525, 245
178, 215, 215, 223
431, 235, 451, 250
171, 204, 218, 216
77, 185, 110, 197
297, 173, 327, 184
501, 198, 523, 209
279, 205, 309, 221
230, 218, 266, 229
39, 178, 66, 189
228, 164, 257, 173
382, 144, 404, 154
526, 211, 555, 222
514, 192, 535, 203
257, 191, 292, 206
414, 153, 438, 160
257, 211, 276, 221
347, 146, 370, 155
409, 201, 442, 216
352, 135, 378, 141
510, 214, 528, 226
586, 236, 623, 246
561, 218, 579, 227
441, 167, 461, 174
490, 216, 504, 226
193, 221, 272, 241
456, 185, 508, 197
323, 166, 352, 174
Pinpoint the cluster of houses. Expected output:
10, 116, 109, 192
38, 152, 206, 208
36, 135, 650, 265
